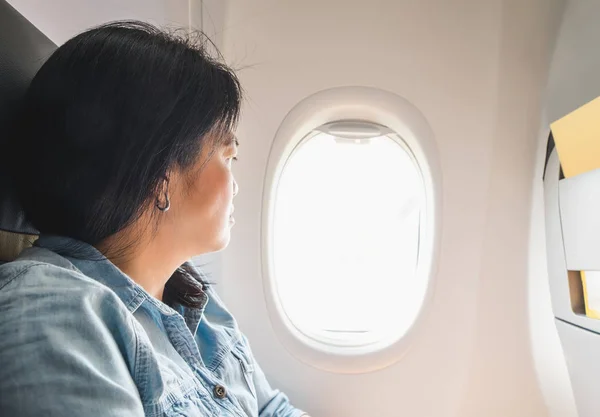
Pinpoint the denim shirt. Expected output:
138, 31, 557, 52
0, 235, 306, 417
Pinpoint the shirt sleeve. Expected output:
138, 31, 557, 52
0, 265, 145, 417
238, 334, 308, 417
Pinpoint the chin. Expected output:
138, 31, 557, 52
208, 230, 232, 253
213, 240, 230, 253
190, 224, 232, 255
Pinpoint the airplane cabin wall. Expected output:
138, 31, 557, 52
208, 1, 565, 416
214, 1, 497, 414
5, 0, 191, 45
457, 1, 566, 416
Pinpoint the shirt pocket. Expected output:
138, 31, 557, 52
151, 372, 217, 417
148, 357, 216, 417
230, 342, 257, 399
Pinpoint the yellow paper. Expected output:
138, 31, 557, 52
581, 271, 600, 319
550, 96, 600, 178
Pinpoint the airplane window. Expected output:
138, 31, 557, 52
271, 121, 427, 347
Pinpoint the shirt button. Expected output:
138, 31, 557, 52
214, 384, 227, 399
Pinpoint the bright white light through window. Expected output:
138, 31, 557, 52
273, 124, 426, 346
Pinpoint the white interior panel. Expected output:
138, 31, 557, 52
544, 149, 600, 336
560, 168, 600, 271
555, 319, 600, 417
544, 150, 573, 322
530, 144, 578, 417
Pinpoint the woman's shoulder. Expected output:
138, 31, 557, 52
0, 246, 138, 364
0, 251, 143, 416
1, 246, 113, 293
0, 246, 133, 330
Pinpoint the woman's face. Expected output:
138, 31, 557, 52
167, 134, 239, 255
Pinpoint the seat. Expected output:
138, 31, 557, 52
0, 0, 56, 262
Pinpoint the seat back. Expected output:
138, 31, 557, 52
0, 0, 56, 261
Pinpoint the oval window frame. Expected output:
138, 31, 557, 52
261, 86, 442, 373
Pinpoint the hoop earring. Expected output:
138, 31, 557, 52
156, 177, 170, 212
156, 193, 170, 212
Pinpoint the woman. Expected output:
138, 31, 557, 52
0, 21, 308, 417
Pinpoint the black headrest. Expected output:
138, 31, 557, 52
0, 0, 56, 236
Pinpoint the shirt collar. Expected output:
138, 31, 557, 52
33, 235, 207, 327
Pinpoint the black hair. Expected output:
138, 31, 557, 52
6, 21, 242, 308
